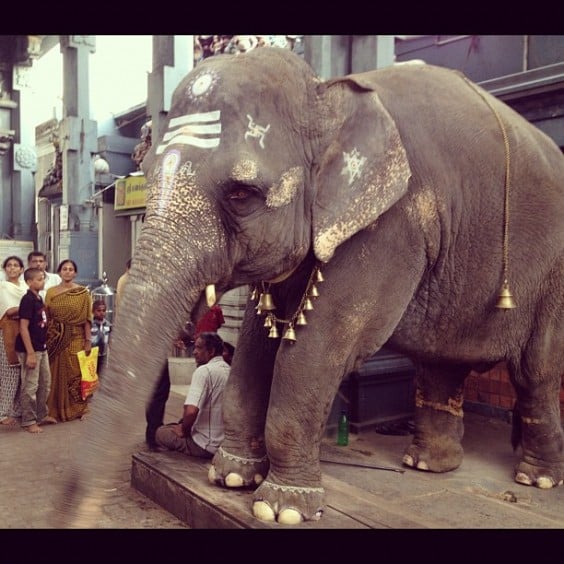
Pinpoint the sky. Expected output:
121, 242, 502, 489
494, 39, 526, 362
28, 35, 152, 127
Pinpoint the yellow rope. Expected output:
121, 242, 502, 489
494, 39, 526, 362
462, 76, 511, 285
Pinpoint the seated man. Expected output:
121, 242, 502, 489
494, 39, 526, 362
154, 332, 230, 458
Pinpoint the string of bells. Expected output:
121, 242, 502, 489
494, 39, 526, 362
251, 264, 324, 343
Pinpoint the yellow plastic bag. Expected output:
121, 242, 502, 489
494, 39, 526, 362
77, 346, 99, 400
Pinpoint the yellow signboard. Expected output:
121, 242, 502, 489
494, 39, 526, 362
114, 175, 147, 211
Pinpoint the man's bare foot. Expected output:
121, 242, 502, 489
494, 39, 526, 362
1, 417, 17, 426
40, 416, 57, 425
24, 423, 43, 433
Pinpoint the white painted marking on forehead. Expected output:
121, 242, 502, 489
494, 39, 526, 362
191, 73, 213, 96
244, 114, 270, 149
169, 111, 220, 127
186, 70, 219, 101
156, 111, 222, 154
163, 123, 221, 141
156, 135, 220, 152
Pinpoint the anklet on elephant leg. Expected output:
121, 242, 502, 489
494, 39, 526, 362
261, 479, 325, 495
219, 446, 268, 465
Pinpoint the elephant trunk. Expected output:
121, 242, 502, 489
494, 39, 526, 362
55, 225, 225, 527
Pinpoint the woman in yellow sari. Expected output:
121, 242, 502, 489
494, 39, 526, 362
0, 255, 26, 425
45, 259, 92, 422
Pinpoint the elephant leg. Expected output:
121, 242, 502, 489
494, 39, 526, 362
403, 362, 468, 472
508, 355, 564, 489
209, 300, 277, 488
248, 341, 347, 524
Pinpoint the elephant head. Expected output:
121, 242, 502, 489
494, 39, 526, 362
59, 47, 564, 526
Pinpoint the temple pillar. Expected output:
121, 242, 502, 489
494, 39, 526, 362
58, 35, 99, 285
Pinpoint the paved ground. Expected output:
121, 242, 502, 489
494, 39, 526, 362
0, 391, 189, 529
2, 382, 563, 530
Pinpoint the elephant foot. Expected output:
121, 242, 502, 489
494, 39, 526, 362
251, 479, 324, 524
514, 460, 564, 489
402, 436, 464, 473
208, 446, 269, 489
403, 393, 465, 473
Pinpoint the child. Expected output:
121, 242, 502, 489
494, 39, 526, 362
15, 267, 56, 433
90, 299, 111, 377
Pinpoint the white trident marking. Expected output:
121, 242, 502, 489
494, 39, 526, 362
156, 111, 222, 154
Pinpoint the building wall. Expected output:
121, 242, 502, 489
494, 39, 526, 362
465, 363, 564, 421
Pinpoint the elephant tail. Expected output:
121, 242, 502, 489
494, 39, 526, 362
510, 401, 522, 451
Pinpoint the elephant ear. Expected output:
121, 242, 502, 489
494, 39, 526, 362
312, 73, 411, 263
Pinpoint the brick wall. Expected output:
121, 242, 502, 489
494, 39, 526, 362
464, 362, 564, 419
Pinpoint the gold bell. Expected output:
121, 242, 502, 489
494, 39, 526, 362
259, 292, 276, 311
296, 311, 307, 326
495, 281, 516, 309
264, 314, 273, 328
283, 325, 297, 342
268, 324, 279, 339
309, 284, 319, 298
250, 287, 259, 301
303, 297, 314, 311
315, 269, 324, 283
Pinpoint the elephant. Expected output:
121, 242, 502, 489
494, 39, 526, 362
59, 46, 564, 527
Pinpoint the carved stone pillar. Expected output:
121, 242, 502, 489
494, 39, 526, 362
0, 128, 14, 156
11, 63, 37, 240
58, 35, 99, 285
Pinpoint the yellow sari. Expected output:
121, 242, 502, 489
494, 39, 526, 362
46, 286, 92, 422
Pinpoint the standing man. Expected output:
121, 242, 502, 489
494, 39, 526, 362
154, 332, 230, 458
27, 252, 61, 299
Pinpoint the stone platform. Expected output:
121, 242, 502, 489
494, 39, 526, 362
131, 449, 428, 529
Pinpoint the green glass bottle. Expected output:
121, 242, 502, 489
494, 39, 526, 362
337, 410, 349, 446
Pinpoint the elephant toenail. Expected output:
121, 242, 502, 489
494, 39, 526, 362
278, 508, 303, 525
225, 473, 244, 487
537, 476, 555, 489
253, 500, 276, 522
515, 472, 533, 485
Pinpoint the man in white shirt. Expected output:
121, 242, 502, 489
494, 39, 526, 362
27, 251, 62, 298
155, 332, 230, 458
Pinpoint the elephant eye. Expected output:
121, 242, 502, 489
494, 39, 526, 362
224, 183, 264, 216
227, 185, 254, 200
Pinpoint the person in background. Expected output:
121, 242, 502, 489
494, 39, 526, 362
27, 251, 62, 299
45, 259, 92, 422
90, 299, 111, 378
115, 258, 131, 313
0, 256, 27, 426
154, 332, 230, 458
222, 341, 235, 365
15, 267, 56, 433
194, 304, 224, 336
